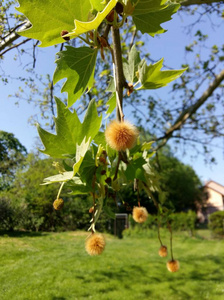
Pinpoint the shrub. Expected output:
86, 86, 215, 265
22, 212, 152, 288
209, 211, 224, 236
169, 210, 197, 235
125, 211, 197, 237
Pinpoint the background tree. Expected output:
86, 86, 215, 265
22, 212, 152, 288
0, 130, 27, 190
154, 148, 202, 211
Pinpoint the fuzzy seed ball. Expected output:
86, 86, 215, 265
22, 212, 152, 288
53, 198, 64, 210
85, 233, 106, 256
105, 120, 138, 151
159, 245, 168, 257
167, 259, 180, 272
132, 206, 148, 223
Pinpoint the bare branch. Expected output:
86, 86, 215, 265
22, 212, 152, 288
0, 21, 32, 52
156, 69, 224, 149
0, 38, 31, 57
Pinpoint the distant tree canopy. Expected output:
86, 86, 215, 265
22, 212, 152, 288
116, 146, 202, 213
154, 149, 202, 212
0, 130, 27, 190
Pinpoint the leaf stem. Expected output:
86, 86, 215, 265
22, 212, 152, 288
168, 222, 174, 260
77, 35, 94, 46
57, 182, 65, 199
91, 173, 97, 233
157, 222, 163, 246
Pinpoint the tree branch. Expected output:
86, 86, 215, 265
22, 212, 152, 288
0, 21, 32, 52
0, 38, 31, 57
111, 27, 126, 121
156, 69, 224, 149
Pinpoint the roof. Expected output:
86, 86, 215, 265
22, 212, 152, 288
205, 180, 224, 196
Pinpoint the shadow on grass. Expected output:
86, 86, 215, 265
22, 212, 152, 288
98, 264, 148, 281
0, 230, 49, 238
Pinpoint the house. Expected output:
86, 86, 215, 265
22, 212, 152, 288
198, 180, 224, 222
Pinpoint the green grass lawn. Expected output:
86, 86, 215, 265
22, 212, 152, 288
0, 230, 224, 300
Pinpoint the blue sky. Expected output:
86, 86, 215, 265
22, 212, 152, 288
0, 6, 224, 185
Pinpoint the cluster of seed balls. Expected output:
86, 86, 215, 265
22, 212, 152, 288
52, 120, 179, 272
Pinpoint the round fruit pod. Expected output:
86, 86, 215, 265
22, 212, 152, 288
167, 259, 180, 272
85, 233, 106, 256
105, 120, 138, 151
158, 245, 168, 257
53, 198, 64, 210
132, 206, 148, 223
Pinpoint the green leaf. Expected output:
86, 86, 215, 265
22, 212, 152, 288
16, 0, 92, 47
65, 0, 118, 38
132, 0, 167, 15
141, 141, 154, 151
106, 76, 115, 92
128, 44, 141, 83
73, 137, 91, 175
53, 46, 97, 107
125, 157, 146, 182
93, 131, 106, 147
79, 151, 96, 186
103, 202, 116, 219
133, 2, 180, 37
68, 177, 90, 195
137, 58, 187, 90
43, 172, 74, 184
42, 138, 90, 184
90, 0, 106, 11
106, 93, 116, 116
37, 97, 102, 158
123, 44, 141, 83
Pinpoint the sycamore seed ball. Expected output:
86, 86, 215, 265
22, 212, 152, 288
85, 233, 106, 256
159, 245, 168, 257
132, 206, 148, 223
53, 198, 64, 210
105, 120, 138, 151
167, 259, 180, 272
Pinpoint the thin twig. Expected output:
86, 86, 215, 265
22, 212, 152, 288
0, 38, 31, 57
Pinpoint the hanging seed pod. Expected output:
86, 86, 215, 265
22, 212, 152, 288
158, 245, 168, 257
167, 259, 180, 272
132, 206, 148, 223
53, 198, 64, 210
85, 233, 106, 256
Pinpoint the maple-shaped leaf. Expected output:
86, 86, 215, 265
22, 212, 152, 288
42, 138, 91, 184
132, 1, 180, 37
16, 0, 92, 47
137, 58, 187, 90
37, 97, 102, 158
64, 0, 118, 38
53, 46, 97, 107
